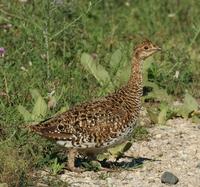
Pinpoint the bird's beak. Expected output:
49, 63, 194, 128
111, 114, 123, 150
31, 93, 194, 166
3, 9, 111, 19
154, 45, 161, 51
151, 45, 161, 52
156, 47, 162, 51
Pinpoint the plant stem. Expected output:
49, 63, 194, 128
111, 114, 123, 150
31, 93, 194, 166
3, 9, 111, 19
189, 25, 200, 47
44, 0, 51, 79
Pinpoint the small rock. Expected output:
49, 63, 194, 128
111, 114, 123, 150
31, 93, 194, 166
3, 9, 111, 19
161, 171, 179, 185
198, 125, 200, 130
158, 152, 163, 157
36, 182, 49, 187
155, 134, 162, 139
196, 163, 200, 168
148, 177, 156, 183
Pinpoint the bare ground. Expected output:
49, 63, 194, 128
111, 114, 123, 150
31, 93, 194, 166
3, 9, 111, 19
38, 118, 200, 187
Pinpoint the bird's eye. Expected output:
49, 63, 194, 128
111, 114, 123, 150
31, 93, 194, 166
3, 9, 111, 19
57, 124, 65, 132
144, 46, 149, 50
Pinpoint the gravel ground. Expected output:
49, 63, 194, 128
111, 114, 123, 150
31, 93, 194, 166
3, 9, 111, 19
38, 118, 200, 187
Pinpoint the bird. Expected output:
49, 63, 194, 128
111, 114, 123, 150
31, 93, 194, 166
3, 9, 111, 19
30, 39, 161, 172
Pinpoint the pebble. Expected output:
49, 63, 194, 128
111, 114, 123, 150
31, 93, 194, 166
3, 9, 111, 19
36, 183, 49, 187
196, 163, 200, 168
161, 171, 179, 185
155, 134, 162, 139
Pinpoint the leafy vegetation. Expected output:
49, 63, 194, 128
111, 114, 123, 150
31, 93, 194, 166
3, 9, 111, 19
49, 158, 65, 175
0, 0, 200, 186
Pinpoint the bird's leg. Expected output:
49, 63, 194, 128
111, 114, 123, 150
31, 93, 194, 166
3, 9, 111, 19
67, 148, 83, 172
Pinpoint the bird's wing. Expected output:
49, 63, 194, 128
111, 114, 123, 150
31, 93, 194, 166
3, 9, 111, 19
29, 99, 129, 144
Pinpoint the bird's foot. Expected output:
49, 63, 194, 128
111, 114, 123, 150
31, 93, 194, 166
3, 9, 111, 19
66, 165, 84, 173
99, 167, 117, 172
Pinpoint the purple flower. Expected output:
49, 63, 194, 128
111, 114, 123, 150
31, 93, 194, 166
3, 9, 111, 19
0, 47, 5, 57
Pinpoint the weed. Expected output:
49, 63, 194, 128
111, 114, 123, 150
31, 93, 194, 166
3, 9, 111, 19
82, 161, 102, 172
49, 158, 65, 175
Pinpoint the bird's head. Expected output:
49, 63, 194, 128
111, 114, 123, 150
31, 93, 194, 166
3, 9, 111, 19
134, 39, 161, 60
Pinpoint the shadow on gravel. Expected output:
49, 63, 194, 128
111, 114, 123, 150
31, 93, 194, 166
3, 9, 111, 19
75, 156, 157, 171
101, 157, 157, 169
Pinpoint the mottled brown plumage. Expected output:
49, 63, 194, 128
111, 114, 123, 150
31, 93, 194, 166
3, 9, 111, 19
30, 39, 161, 172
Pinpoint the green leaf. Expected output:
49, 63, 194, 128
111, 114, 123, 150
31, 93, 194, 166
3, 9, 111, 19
183, 92, 198, 111
144, 82, 172, 103
142, 58, 154, 82
32, 95, 47, 120
50, 158, 65, 175
177, 92, 198, 118
97, 141, 132, 161
147, 107, 159, 124
56, 106, 69, 115
82, 161, 101, 171
114, 64, 131, 86
108, 141, 131, 157
17, 105, 32, 122
30, 89, 42, 102
80, 53, 114, 90
158, 105, 168, 125
121, 141, 132, 152
110, 49, 122, 70
96, 152, 110, 161
191, 116, 200, 123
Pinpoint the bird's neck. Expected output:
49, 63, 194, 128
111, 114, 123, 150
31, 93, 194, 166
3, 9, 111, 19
121, 55, 143, 117
109, 53, 143, 118
127, 55, 143, 96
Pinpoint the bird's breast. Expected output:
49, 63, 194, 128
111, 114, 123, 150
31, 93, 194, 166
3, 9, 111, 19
56, 118, 137, 150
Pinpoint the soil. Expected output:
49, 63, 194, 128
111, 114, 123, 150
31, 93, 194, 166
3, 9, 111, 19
38, 118, 200, 187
